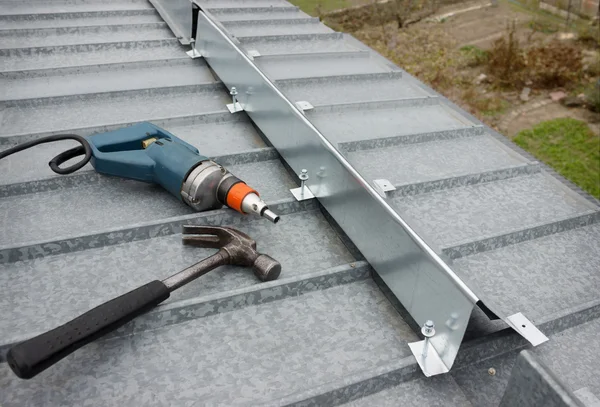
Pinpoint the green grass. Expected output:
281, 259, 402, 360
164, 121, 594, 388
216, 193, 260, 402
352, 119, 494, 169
514, 118, 600, 198
459, 45, 490, 66
288, 0, 350, 15
528, 18, 560, 33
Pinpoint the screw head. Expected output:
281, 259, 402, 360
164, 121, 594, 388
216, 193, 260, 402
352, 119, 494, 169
488, 367, 496, 376
230, 87, 238, 96
299, 169, 309, 181
421, 320, 435, 337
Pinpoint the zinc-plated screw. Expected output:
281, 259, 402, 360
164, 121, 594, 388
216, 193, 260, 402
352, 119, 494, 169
488, 367, 496, 376
421, 320, 435, 358
445, 312, 460, 331
230, 87, 238, 106
299, 169, 309, 198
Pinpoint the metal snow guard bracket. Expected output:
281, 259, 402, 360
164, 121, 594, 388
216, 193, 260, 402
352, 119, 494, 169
190, 8, 547, 376
149, 0, 193, 45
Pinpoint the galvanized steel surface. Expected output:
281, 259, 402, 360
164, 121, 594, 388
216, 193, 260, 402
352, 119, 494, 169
1, 0, 599, 405
498, 351, 584, 407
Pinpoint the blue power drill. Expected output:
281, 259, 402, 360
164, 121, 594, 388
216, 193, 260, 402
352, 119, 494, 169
0, 122, 280, 223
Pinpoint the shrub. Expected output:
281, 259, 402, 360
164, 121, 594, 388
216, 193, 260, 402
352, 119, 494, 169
486, 22, 583, 88
486, 21, 526, 85
577, 25, 600, 48
585, 81, 600, 112
528, 18, 559, 34
525, 40, 583, 87
459, 45, 490, 67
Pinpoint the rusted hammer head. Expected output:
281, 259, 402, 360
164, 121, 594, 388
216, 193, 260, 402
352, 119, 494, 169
181, 225, 281, 282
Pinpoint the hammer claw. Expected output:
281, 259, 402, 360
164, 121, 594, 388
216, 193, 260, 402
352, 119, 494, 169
182, 225, 234, 248
182, 234, 222, 248
182, 225, 221, 235
180, 225, 279, 281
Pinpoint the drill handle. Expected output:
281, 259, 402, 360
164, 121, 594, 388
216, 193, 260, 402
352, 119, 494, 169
88, 122, 202, 185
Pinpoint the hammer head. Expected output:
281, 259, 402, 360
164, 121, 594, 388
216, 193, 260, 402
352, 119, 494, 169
181, 225, 281, 282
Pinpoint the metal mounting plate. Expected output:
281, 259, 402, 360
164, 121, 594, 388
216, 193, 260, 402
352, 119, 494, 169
247, 49, 261, 58
505, 313, 549, 346
373, 179, 396, 197
408, 340, 450, 377
187, 47, 202, 59
295, 101, 314, 113
290, 186, 315, 201
227, 102, 243, 114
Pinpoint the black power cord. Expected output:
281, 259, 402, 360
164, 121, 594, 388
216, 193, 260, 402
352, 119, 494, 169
0, 134, 92, 175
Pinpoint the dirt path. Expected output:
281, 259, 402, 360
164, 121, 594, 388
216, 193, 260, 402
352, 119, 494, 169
444, 2, 523, 47
502, 100, 600, 137
428, 0, 567, 49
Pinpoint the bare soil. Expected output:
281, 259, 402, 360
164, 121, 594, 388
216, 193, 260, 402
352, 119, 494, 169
316, 0, 599, 137
506, 102, 600, 137
381, 0, 597, 131
443, 3, 525, 48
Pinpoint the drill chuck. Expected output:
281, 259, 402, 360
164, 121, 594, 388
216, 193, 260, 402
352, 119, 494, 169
181, 160, 279, 223
239, 192, 280, 224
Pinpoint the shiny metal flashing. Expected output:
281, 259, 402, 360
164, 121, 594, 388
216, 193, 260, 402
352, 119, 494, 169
155, 6, 548, 375
149, 0, 193, 44
194, 8, 474, 375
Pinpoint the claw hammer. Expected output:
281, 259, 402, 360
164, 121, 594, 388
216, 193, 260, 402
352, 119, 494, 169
7, 226, 281, 379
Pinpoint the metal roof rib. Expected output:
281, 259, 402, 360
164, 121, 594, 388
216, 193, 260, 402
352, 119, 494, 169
0, 38, 186, 72
0, 59, 213, 100
0, 9, 162, 29
211, 7, 308, 22
1, 0, 599, 406
0, 24, 172, 49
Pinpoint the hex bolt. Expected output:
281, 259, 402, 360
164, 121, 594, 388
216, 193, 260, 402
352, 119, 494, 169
299, 169, 309, 199
230, 87, 238, 106
421, 320, 436, 358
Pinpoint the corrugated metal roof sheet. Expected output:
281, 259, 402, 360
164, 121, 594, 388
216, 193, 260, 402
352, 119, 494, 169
1, 0, 599, 405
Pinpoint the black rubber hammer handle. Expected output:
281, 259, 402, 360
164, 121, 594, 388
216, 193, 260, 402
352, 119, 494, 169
7, 280, 170, 379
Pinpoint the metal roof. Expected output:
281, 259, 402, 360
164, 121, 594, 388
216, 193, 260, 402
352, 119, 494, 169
1, 0, 599, 405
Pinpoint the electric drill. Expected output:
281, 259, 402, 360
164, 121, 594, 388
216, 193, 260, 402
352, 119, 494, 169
88, 122, 279, 223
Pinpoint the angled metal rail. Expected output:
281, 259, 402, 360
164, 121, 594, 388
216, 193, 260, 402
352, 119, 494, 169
152, 3, 548, 376
149, 0, 193, 44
